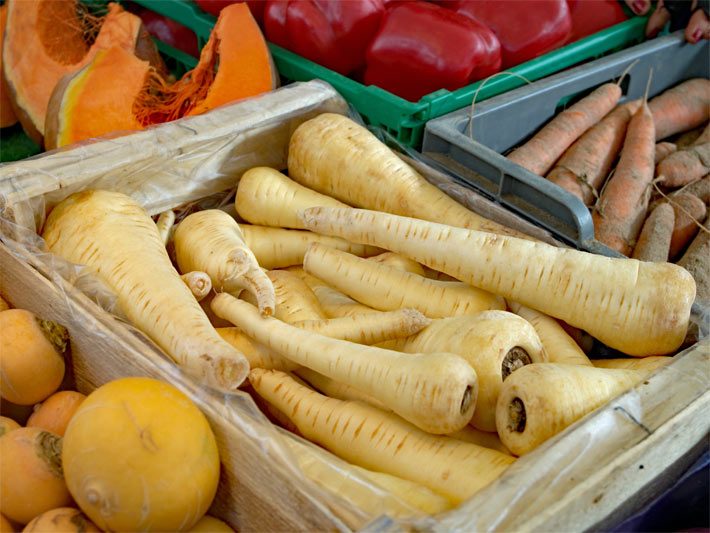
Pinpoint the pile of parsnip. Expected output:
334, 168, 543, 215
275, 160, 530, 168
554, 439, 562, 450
39, 113, 697, 517
507, 77, 709, 307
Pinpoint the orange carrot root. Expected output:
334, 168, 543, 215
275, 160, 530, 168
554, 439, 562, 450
631, 203, 675, 262
669, 193, 708, 260
654, 142, 677, 164
509, 83, 621, 176
593, 102, 656, 256
649, 79, 710, 140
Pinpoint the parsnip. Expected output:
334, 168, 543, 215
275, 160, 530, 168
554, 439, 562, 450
295, 367, 390, 410
592, 356, 672, 375
288, 113, 522, 237
496, 363, 642, 455
42, 190, 249, 392
304, 243, 505, 319
213, 294, 478, 434
508, 302, 592, 366
380, 311, 546, 432
174, 210, 275, 316
155, 210, 175, 245
295, 308, 431, 345
285, 436, 454, 516
367, 252, 426, 277
301, 207, 696, 356
216, 327, 297, 372
180, 271, 212, 302
447, 426, 512, 456
288, 267, 379, 317
235, 167, 348, 229
240, 224, 381, 269
261, 270, 324, 323
250, 369, 514, 503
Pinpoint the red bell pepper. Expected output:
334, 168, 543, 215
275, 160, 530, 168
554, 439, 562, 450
263, 0, 385, 76
137, 9, 199, 57
567, 0, 628, 42
448, 0, 572, 69
195, 1, 265, 25
364, 2, 501, 102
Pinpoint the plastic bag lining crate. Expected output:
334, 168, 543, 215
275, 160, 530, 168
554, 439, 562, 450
423, 33, 709, 256
130, 0, 648, 149
1, 80, 708, 531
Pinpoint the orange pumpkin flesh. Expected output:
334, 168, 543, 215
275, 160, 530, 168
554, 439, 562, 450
2, 0, 160, 145
0, 5, 18, 128
47, 3, 277, 149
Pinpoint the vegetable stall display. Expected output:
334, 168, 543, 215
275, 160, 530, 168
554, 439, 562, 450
10, 112, 701, 528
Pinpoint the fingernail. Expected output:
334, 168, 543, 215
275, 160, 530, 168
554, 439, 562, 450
633, 0, 645, 13
693, 29, 703, 41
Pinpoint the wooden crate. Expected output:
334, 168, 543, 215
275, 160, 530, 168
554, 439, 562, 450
1, 100, 708, 531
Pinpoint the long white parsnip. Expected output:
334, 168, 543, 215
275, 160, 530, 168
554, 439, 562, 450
300, 207, 696, 356
212, 294, 477, 434
304, 243, 504, 319
174, 210, 275, 316
42, 190, 249, 392
235, 166, 348, 229
250, 369, 514, 503
239, 224, 381, 270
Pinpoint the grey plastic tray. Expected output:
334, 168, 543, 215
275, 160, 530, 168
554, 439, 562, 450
423, 33, 709, 255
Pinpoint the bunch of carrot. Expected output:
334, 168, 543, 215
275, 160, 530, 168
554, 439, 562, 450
506, 77, 709, 306
36, 113, 695, 519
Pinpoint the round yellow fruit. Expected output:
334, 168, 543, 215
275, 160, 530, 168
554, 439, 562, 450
62, 377, 220, 531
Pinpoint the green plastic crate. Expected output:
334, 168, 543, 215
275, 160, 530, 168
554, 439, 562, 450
133, 0, 647, 148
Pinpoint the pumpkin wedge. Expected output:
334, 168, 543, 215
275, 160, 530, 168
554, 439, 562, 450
46, 3, 278, 149
0, 5, 18, 129
2, 0, 161, 145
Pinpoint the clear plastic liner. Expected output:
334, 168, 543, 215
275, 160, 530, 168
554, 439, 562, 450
1, 81, 707, 532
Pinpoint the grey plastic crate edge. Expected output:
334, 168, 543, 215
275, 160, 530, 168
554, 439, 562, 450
423, 118, 600, 251
423, 32, 709, 256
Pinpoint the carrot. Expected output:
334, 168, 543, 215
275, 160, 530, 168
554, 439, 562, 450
366, 252, 426, 277
547, 101, 640, 205
240, 224, 381, 269
300, 207, 696, 356
173, 210, 275, 316
294, 367, 390, 411
216, 327, 297, 371
654, 142, 677, 164
287, 267, 380, 318
669, 193, 707, 260
155, 209, 175, 245
379, 311, 545, 432
303, 243, 505, 319
235, 166, 349, 229
288, 113, 522, 237
496, 363, 642, 455
42, 190, 250, 392
283, 435, 454, 516
180, 271, 212, 302
656, 124, 710, 187
592, 356, 672, 374
249, 369, 514, 503
507, 302, 592, 366
212, 294, 478, 434
649, 78, 710, 140
672, 175, 710, 205
631, 202, 675, 262
296, 308, 431, 345
593, 101, 656, 256
677, 217, 709, 305
447, 426, 512, 456
508, 83, 621, 176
